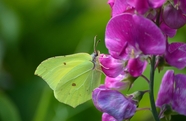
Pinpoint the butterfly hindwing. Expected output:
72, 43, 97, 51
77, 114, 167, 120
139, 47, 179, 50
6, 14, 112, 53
54, 61, 101, 108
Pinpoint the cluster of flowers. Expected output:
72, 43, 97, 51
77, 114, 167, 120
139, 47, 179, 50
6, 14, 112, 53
92, 0, 186, 121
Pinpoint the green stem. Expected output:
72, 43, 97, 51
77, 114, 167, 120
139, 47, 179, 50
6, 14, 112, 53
149, 55, 160, 121
141, 74, 150, 83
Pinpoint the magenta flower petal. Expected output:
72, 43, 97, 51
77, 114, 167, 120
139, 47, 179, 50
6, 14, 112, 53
105, 74, 129, 90
127, 0, 149, 14
180, 0, 186, 14
172, 74, 186, 116
99, 54, 125, 78
156, 70, 174, 107
108, 0, 115, 8
156, 70, 186, 116
165, 42, 186, 69
163, 3, 186, 29
127, 57, 147, 77
109, 0, 131, 17
148, 0, 166, 8
160, 21, 177, 38
105, 13, 166, 58
92, 86, 136, 121
92, 85, 107, 111
102, 113, 117, 121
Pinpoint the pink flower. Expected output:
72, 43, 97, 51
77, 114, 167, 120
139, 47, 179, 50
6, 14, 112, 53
165, 42, 186, 69
105, 13, 166, 59
99, 54, 126, 78
162, 2, 186, 29
105, 74, 130, 90
156, 70, 186, 116
92, 85, 137, 121
108, 0, 166, 16
126, 57, 148, 77
102, 113, 117, 121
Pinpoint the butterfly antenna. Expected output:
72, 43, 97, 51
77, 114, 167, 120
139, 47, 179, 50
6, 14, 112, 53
94, 35, 100, 56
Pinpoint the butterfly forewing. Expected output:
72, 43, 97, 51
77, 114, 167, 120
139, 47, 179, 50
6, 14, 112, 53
34, 53, 92, 90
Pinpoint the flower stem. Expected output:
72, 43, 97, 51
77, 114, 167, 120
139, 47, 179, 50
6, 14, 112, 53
141, 74, 150, 83
149, 55, 160, 121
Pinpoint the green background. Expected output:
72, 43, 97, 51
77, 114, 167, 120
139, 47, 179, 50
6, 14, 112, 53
0, 0, 186, 121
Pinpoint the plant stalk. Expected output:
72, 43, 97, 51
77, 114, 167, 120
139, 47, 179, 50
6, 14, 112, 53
149, 55, 160, 121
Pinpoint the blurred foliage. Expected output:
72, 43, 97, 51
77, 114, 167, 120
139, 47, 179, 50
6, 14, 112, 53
0, 0, 186, 121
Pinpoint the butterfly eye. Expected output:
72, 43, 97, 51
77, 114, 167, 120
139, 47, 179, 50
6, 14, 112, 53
91, 53, 97, 63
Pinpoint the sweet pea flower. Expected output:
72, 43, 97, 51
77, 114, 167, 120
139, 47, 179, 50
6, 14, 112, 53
92, 85, 137, 121
99, 54, 126, 78
108, 0, 115, 8
165, 42, 186, 69
156, 70, 174, 107
127, 0, 166, 14
99, 53, 147, 80
105, 74, 130, 90
178, 0, 186, 14
162, 2, 186, 29
156, 70, 186, 116
147, 0, 166, 8
172, 73, 186, 115
108, 0, 166, 16
105, 13, 166, 59
127, 0, 150, 14
159, 21, 177, 38
126, 57, 148, 77
104, 13, 165, 78
102, 113, 117, 121
108, 0, 133, 17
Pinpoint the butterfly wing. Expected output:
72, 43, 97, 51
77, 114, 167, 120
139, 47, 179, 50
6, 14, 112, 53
35, 53, 101, 108
34, 53, 92, 90
54, 61, 101, 108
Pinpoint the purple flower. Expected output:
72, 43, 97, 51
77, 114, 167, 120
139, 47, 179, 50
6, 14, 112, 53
99, 54, 126, 78
105, 13, 166, 59
147, 0, 166, 8
102, 113, 117, 121
92, 85, 136, 121
126, 57, 148, 77
108, 0, 166, 16
159, 21, 177, 38
107, 0, 132, 17
172, 74, 186, 115
105, 74, 130, 90
108, 0, 115, 8
156, 70, 186, 116
156, 70, 174, 107
99, 53, 147, 79
179, 0, 186, 14
104, 13, 165, 78
127, 0, 166, 14
127, 0, 150, 14
165, 42, 186, 69
162, 2, 186, 29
